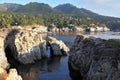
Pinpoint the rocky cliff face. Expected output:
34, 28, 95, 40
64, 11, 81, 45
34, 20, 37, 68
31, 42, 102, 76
69, 35, 120, 80
0, 36, 9, 69
4, 29, 47, 64
0, 30, 22, 80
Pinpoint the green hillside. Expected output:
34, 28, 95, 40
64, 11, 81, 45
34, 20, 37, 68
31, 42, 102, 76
14, 2, 60, 14
55, 4, 120, 30
0, 2, 120, 30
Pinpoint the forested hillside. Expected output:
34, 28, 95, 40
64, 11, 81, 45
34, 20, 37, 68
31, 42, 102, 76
55, 4, 120, 30
0, 2, 120, 30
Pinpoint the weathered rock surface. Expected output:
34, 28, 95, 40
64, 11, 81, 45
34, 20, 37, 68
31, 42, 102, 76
0, 66, 22, 80
3, 29, 68, 64
0, 66, 7, 80
5, 29, 47, 64
6, 69, 22, 80
0, 36, 9, 69
47, 36, 69, 56
69, 35, 120, 80
0, 28, 69, 80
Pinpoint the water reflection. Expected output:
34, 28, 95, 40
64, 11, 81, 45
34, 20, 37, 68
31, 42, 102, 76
16, 61, 46, 80
47, 57, 62, 72
37, 56, 71, 80
15, 56, 68, 80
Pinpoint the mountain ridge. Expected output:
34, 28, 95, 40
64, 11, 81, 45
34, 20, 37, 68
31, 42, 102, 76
0, 2, 119, 30
54, 3, 120, 30
0, 3, 22, 12
14, 2, 60, 14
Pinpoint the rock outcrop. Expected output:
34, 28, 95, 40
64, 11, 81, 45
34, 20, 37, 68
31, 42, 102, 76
5, 29, 47, 64
0, 36, 9, 69
68, 35, 120, 80
4, 29, 69, 64
47, 36, 69, 56
0, 66, 22, 80
6, 69, 22, 80
0, 28, 69, 80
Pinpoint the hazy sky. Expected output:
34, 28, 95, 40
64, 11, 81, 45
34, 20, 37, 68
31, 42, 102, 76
0, 0, 120, 18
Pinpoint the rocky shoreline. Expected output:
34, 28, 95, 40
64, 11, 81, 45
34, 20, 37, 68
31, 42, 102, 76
0, 27, 119, 80
0, 28, 69, 80
68, 35, 120, 80
48, 25, 110, 33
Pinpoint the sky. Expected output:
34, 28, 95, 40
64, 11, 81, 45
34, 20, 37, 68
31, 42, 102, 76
0, 0, 120, 18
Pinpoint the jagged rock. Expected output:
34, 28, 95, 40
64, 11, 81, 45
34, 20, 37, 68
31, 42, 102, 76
47, 36, 69, 56
0, 66, 22, 80
5, 29, 47, 64
6, 69, 22, 80
69, 35, 120, 80
0, 36, 9, 69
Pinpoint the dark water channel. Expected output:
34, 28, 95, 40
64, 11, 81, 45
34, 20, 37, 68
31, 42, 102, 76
12, 33, 76, 80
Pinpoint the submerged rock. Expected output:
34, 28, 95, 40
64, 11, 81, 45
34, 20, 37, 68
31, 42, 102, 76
69, 35, 120, 80
5, 29, 47, 64
47, 36, 69, 56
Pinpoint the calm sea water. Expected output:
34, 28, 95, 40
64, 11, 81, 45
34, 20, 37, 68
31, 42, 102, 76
84, 31, 120, 39
15, 32, 120, 80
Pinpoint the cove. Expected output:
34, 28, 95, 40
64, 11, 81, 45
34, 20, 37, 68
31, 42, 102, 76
10, 33, 76, 80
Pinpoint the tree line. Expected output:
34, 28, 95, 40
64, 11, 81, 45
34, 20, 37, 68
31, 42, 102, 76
0, 12, 105, 28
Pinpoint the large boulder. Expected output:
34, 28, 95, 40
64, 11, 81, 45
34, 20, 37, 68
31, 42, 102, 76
5, 29, 47, 64
47, 36, 69, 56
69, 35, 120, 80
